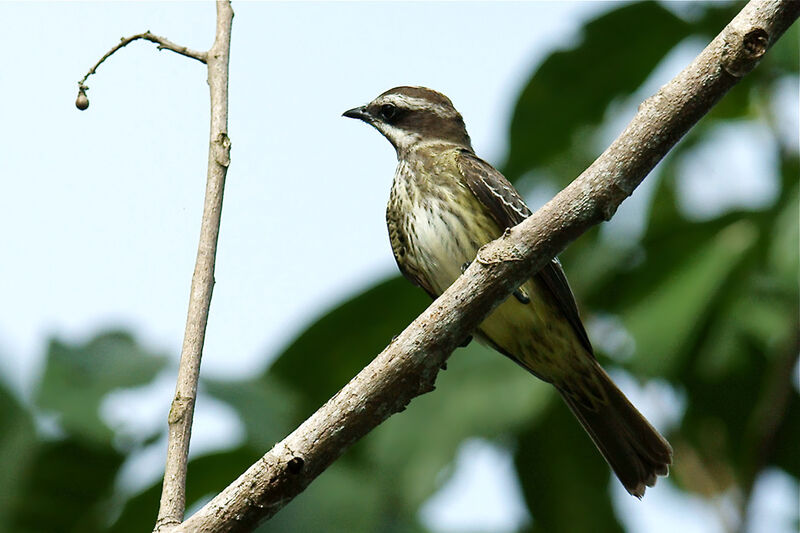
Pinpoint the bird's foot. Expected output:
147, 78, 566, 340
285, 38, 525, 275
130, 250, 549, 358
513, 287, 530, 304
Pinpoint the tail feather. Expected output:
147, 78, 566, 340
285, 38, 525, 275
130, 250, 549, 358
557, 364, 673, 498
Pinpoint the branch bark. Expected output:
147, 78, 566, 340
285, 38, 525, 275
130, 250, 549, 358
171, 0, 796, 531
78, 4, 235, 529
76, 31, 208, 110
80, 31, 207, 82
77, 5, 234, 529
155, 2, 234, 531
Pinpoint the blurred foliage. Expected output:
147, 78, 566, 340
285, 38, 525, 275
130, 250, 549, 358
0, 2, 797, 532
505, 1, 693, 183
36, 332, 167, 446
0, 332, 161, 532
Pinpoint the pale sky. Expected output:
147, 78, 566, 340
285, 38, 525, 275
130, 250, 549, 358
0, 2, 795, 532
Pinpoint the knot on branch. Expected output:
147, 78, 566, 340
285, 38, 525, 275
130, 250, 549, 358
598, 178, 631, 220
722, 27, 769, 77
168, 395, 194, 424
286, 457, 305, 474
153, 517, 181, 532
476, 236, 525, 265
214, 133, 232, 167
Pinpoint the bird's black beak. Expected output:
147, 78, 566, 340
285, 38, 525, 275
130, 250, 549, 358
342, 106, 371, 122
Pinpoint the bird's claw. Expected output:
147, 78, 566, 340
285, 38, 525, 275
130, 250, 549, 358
514, 288, 530, 304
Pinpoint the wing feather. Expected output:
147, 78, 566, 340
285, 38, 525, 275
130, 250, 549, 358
456, 149, 593, 355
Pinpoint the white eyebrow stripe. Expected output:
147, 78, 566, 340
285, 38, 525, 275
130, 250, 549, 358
380, 94, 459, 119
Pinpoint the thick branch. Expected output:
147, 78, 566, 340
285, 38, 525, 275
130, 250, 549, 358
176, 1, 798, 531
154, 1, 234, 531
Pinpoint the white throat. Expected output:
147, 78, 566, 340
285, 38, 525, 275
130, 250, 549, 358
374, 122, 423, 154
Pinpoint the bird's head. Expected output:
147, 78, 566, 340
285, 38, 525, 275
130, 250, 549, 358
343, 86, 472, 155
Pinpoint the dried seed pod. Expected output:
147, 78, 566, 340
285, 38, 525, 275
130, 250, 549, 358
76, 87, 89, 110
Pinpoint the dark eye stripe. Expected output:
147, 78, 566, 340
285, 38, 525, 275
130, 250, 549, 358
380, 104, 397, 122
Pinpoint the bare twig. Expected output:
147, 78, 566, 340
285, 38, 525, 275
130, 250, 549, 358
77, 1, 233, 530
76, 30, 208, 110
154, 2, 234, 531
80, 31, 207, 85
172, 1, 798, 531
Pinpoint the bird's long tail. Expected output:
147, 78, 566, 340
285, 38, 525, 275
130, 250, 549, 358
556, 363, 673, 498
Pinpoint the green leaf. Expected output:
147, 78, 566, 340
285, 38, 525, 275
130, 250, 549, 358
266, 272, 553, 514
516, 398, 624, 533
758, 17, 799, 74
0, 382, 37, 528
109, 448, 261, 533
269, 276, 428, 419
622, 220, 759, 377
204, 376, 298, 451
675, 339, 787, 493
35, 331, 167, 446
260, 459, 427, 533
363, 342, 551, 509
767, 181, 799, 289
772, 390, 800, 479
110, 446, 429, 533
10, 438, 124, 533
504, 1, 691, 181
693, 3, 744, 39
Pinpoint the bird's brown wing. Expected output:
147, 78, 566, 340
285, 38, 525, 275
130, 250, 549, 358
456, 149, 593, 355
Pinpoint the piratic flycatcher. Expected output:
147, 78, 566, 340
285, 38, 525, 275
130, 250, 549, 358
344, 86, 672, 497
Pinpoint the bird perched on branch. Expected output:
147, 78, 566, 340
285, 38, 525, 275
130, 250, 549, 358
344, 86, 672, 497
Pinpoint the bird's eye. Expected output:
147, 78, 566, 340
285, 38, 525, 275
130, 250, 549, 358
380, 104, 397, 121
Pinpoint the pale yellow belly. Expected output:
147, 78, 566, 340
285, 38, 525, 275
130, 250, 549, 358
476, 278, 586, 383
397, 157, 587, 383
408, 197, 585, 382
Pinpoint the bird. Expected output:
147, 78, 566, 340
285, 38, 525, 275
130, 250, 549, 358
343, 86, 673, 498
